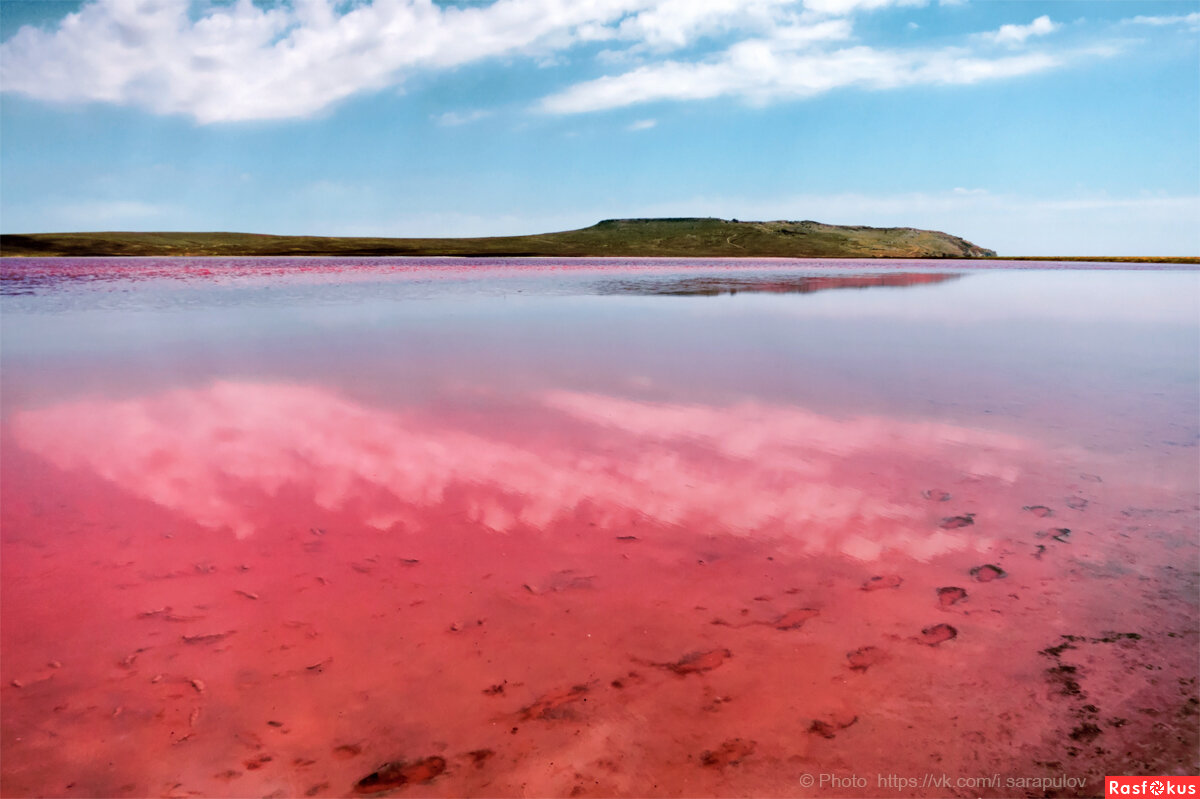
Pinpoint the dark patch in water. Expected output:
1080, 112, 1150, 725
244, 754, 272, 771
658, 649, 733, 676
940, 513, 975, 529
181, 631, 235, 645
922, 489, 951, 501
519, 684, 591, 720
1041, 640, 1078, 658
1046, 664, 1085, 698
467, 749, 494, 767
1066, 496, 1089, 510
862, 575, 903, 591
700, 738, 756, 768
769, 608, 820, 630
523, 569, 595, 594
1024, 505, 1054, 517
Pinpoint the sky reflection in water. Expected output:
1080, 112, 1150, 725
12, 380, 1042, 561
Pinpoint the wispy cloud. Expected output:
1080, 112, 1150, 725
626, 118, 657, 131
803, 0, 926, 16
435, 109, 492, 126
539, 30, 1059, 114
1124, 12, 1200, 31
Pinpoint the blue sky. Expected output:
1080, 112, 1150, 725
1, 0, 1197, 255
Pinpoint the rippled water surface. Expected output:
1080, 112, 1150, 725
2, 258, 1198, 798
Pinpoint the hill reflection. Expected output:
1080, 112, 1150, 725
594, 271, 962, 296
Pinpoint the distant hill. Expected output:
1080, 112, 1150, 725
0, 218, 998, 258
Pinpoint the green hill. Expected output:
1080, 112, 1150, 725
0, 218, 996, 258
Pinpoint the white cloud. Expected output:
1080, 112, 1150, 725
980, 15, 1059, 46
0, 0, 671, 123
7, 0, 923, 123
615, 0, 794, 50
539, 23, 1059, 114
1, 0, 1080, 124
1126, 12, 1200, 29
626, 118, 657, 130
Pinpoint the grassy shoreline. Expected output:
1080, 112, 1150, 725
1, 220, 1194, 263
0, 218, 997, 259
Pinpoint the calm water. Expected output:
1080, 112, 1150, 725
2, 258, 1197, 798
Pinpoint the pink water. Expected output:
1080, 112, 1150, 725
2, 258, 1197, 798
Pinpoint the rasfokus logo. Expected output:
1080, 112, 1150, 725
1107, 777, 1200, 797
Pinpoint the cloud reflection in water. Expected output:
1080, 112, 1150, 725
12, 381, 1039, 560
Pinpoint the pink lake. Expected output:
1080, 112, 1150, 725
1, 258, 1197, 798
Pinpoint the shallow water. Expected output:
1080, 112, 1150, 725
2, 257, 1198, 798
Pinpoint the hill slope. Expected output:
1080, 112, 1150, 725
0, 218, 996, 258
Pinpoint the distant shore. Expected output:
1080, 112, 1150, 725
0, 218, 997, 259
1, 221, 1194, 263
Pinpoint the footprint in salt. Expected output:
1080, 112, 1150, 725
918, 623, 958, 646
808, 714, 858, 739
969, 564, 1006, 582
846, 646, 887, 672
1035, 528, 1072, 544
1023, 505, 1054, 518
940, 514, 976, 530
936, 587, 968, 607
